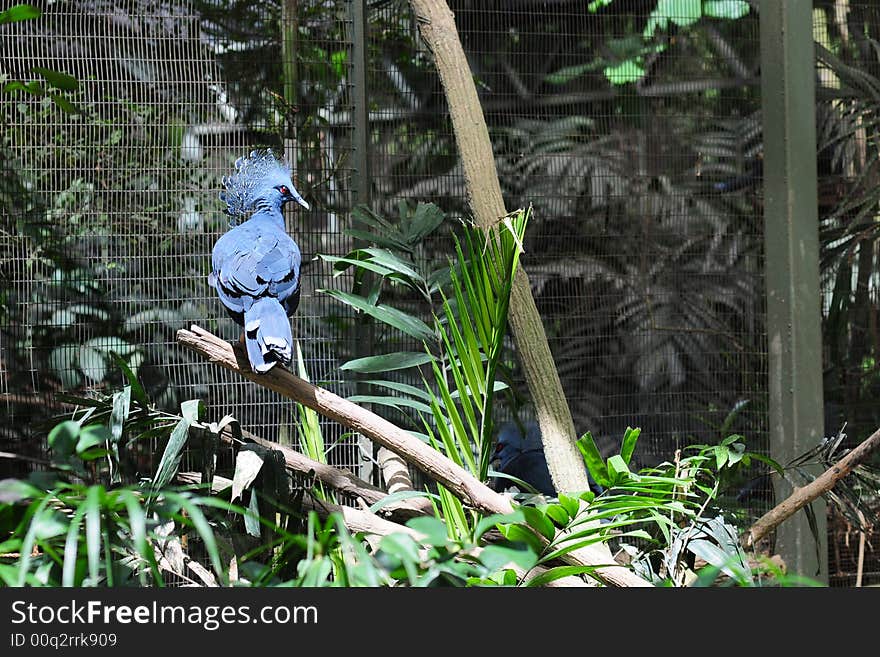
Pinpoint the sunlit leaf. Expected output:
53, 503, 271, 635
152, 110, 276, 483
340, 351, 434, 373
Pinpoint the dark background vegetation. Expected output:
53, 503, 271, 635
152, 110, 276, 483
1, 0, 878, 584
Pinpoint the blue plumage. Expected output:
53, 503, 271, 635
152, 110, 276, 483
493, 421, 603, 496
208, 150, 308, 373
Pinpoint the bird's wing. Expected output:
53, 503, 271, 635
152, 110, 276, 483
210, 226, 301, 315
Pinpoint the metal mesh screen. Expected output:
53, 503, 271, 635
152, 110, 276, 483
4, 0, 878, 585
0, 0, 361, 475
813, 0, 880, 587
365, 0, 769, 506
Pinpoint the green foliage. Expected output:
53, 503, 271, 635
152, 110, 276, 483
323, 204, 529, 538
0, 5, 79, 113
553, 0, 752, 85
3, 361, 818, 588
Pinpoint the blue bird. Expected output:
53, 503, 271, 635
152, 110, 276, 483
493, 421, 603, 497
208, 150, 309, 373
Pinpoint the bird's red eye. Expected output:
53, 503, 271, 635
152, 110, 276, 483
279, 185, 290, 195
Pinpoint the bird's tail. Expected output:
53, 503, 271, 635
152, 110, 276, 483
243, 297, 293, 373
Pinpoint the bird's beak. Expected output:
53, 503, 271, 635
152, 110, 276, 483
285, 187, 309, 211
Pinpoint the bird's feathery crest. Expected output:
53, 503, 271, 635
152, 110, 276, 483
219, 149, 296, 224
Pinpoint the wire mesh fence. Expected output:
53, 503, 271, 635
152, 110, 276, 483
1, 0, 879, 584
0, 0, 363, 477
813, 0, 880, 586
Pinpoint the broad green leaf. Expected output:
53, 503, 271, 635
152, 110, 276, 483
85, 335, 137, 356
76, 425, 111, 454
361, 379, 433, 402
727, 442, 745, 466
347, 394, 432, 414
78, 345, 107, 383
545, 63, 594, 86
404, 202, 446, 242
474, 510, 525, 541
620, 426, 640, 465
721, 433, 744, 446
543, 503, 571, 527
520, 506, 555, 541
604, 59, 645, 85
524, 565, 597, 587
32, 67, 78, 91
322, 289, 434, 342
588, 0, 613, 11
340, 351, 434, 373
367, 490, 438, 514
180, 398, 203, 423
111, 352, 148, 407
558, 494, 581, 518
607, 454, 632, 483
0, 4, 40, 23
109, 387, 130, 445
479, 544, 538, 572
378, 533, 421, 563
343, 228, 410, 252
84, 486, 102, 585
703, 0, 749, 20
577, 432, 611, 488
405, 516, 448, 546
48, 421, 80, 458
231, 449, 264, 502
351, 204, 396, 233
0, 479, 39, 504
644, 0, 701, 38
151, 415, 191, 491
33, 511, 67, 541
497, 523, 545, 554
49, 346, 80, 389
330, 50, 348, 77
360, 248, 423, 282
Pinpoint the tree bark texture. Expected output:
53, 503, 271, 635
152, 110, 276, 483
406, 0, 591, 494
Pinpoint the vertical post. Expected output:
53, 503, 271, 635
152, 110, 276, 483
759, 0, 826, 581
281, 0, 299, 168
351, 0, 371, 208
349, 0, 375, 482
279, 0, 299, 448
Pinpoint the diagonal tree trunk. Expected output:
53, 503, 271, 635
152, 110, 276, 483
406, 0, 591, 494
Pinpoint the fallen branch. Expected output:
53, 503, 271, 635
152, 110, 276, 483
744, 427, 880, 548
177, 325, 650, 587
216, 425, 432, 519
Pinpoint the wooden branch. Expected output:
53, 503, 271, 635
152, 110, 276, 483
216, 424, 432, 519
377, 446, 415, 495
177, 325, 651, 587
407, 0, 591, 495
743, 427, 880, 548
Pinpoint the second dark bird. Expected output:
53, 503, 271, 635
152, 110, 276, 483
493, 421, 603, 497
